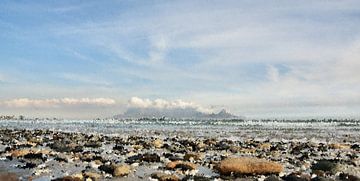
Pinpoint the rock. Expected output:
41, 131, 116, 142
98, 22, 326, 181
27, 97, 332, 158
311, 160, 338, 174
151, 172, 180, 181
84, 141, 102, 148
184, 152, 203, 161
98, 164, 114, 174
52, 176, 83, 181
83, 172, 101, 180
216, 157, 283, 175
24, 153, 46, 161
329, 143, 351, 149
70, 173, 84, 180
166, 161, 197, 170
152, 139, 163, 148
142, 153, 161, 162
282, 173, 311, 181
10, 149, 31, 157
339, 173, 360, 181
311, 176, 335, 181
265, 175, 282, 181
113, 164, 131, 177
259, 143, 272, 150
0, 172, 19, 181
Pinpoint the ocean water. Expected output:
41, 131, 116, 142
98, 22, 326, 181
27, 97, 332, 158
0, 119, 359, 141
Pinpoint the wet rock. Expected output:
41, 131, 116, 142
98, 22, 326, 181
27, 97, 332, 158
166, 161, 197, 171
20, 162, 37, 169
50, 142, 83, 153
113, 164, 131, 177
339, 173, 360, 181
98, 164, 114, 174
216, 157, 283, 175
282, 173, 311, 181
265, 175, 282, 181
151, 172, 180, 181
0, 172, 19, 181
311, 160, 338, 174
142, 153, 161, 162
113, 144, 124, 151
311, 176, 335, 181
84, 141, 102, 148
52, 176, 82, 181
24, 153, 46, 161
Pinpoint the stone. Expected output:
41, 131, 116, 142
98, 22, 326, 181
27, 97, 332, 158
84, 172, 101, 180
329, 143, 351, 149
0, 172, 19, 181
113, 164, 131, 177
151, 172, 180, 181
184, 152, 203, 161
216, 157, 283, 175
10, 149, 31, 157
311, 160, 338, 174
166, 161, 197, 170
152, 139, 163, 148
259, 143, 272, 150
52, 176, 82, 181
265, 175, 282, 181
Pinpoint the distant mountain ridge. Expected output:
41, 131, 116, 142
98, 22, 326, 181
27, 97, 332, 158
114, 107, 240, 119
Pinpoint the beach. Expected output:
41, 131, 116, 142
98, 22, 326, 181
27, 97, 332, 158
0, 119, 359, 180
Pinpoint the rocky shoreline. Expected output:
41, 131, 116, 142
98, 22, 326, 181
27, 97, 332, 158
0, 129, 359, 181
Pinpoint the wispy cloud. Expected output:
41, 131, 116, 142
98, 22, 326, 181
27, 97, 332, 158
1, 98, 116, 108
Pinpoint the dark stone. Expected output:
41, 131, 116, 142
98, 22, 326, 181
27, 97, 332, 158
339, 173, 360, 181
84, 141, 102, 148
142, 153, 161, 162
98, 164, 114, 174
311, 176, 335, 181
20, 162, 37, 169
265, 175, 282, 181
311, 160, 338, 174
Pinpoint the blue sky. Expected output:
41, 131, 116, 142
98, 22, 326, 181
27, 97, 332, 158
1, 0, 360, 119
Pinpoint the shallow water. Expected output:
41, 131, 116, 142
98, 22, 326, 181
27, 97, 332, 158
0, 119, 359, 141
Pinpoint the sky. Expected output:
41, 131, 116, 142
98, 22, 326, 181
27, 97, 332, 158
1, 0, 360, 119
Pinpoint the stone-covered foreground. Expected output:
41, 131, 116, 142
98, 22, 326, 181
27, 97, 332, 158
0, 129, 359, 181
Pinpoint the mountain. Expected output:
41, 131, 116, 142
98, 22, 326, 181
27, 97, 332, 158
113, 108, 240, 119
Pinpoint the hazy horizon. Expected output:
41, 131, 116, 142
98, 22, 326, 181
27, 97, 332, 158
1, 1, 360, 119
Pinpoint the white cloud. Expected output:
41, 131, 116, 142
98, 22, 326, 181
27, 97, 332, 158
128, 97, 213, 113
1, 98, 116, 108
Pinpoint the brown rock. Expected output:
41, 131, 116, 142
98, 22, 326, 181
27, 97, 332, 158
166, 161, 197, 170
113, 164, 131, 177
10, 149, 31, 157
151, 172, 180, 181
259, 143, 272, 150
0, 172, 19, 181
216, 157, 283, 175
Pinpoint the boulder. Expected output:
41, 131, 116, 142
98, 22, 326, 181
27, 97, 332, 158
216, 157, 283, 175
